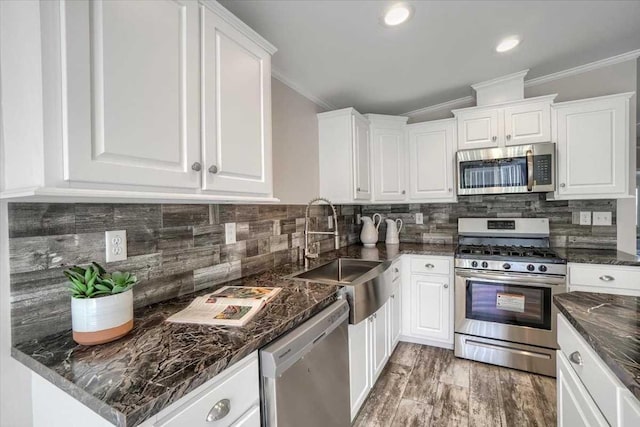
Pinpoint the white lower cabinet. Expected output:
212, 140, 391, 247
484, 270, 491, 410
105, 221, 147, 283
400, 255, 454, 348
348, 297, 397, 421
557, 314, 640, 426
32, 352, 260, 427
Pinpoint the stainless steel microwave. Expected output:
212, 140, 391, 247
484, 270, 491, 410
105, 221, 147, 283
456, 143, 555, 196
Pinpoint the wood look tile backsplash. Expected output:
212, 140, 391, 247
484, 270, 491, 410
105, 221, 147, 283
8, 194, 616, 344
8, 203, 361, 344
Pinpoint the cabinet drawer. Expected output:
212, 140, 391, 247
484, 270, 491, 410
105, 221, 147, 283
557, 314, 619, 425
410, 257, 450, 275
155, 354, 259, 427
568, 264, 640, 296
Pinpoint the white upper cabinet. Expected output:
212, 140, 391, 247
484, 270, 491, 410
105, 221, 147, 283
407, 119, 456, 202
552, 93, 633, 199
318, 108, 371, 203
454, 95, 555, 150
202, 4, 272, 195
354, 114, 372, 201
63, 0, 201, 189
368, 114, 409, 202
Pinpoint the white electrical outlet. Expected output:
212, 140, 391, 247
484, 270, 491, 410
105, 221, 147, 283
593, 211, 612, 226
579, 211, 591, 226
415, 213, 424, 225
225, 223, 236, 244
328, 215, 334, 229
105, 230, 127, 263
356, 214, 361, 225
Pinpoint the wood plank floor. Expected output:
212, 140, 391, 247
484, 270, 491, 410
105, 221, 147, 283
353, 343, 557, 427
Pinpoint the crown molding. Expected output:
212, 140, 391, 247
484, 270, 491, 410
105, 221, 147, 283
200, 0, 277, 55
402, 96, 474, 117
271, 68, 336, 111
471, 69, 529, 91
524, 48, 640, 87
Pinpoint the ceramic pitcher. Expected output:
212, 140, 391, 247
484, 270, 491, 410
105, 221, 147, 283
385, 219, 403, 245
360, 213, 382, 248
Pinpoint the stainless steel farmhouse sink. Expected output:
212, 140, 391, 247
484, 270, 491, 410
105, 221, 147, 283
289, 258, 393, 324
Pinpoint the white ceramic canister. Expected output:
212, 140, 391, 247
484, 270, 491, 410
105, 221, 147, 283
71, 289, 134, 345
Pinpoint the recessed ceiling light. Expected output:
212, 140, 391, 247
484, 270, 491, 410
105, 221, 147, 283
383, 4, 412, 26
496, 37, 520, 53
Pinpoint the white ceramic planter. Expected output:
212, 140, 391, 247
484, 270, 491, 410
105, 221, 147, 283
71, 289, 133, 345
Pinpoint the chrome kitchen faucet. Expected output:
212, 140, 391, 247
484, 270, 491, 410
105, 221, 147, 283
303, 197, 340, 268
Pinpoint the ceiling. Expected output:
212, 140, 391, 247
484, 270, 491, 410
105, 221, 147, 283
219, 0, 640, 115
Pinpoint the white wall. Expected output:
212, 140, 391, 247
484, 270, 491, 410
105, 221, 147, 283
271, 77, 326, 204
0, 1, 40, 425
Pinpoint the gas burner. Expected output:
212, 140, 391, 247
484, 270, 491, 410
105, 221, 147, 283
457, 245, 563, 261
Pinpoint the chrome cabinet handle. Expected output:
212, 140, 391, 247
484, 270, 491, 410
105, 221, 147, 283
599, 275, 615, 282
492, 136, 497, 142
206, 399, 230, 422
569, 351, 583, 366
208, 165, 218, 174
443, 284, 449, 289
506, 134, 511, 140
425, 263, 435, 269
526, 149, 534, 192
560, 183, 566, 188
191, 162, 202, 172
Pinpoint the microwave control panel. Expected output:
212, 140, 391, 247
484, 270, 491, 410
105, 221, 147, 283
533, 155, 552, 185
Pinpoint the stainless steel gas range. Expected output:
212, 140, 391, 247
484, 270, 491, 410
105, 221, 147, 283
454, 218, 566, 377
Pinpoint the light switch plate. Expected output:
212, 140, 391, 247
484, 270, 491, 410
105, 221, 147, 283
225, 223, 236, 244
415, 213, 424, 225
105, 230, 127, 263
579, 211, 591, 226
328, 216, 334, 229
593, 211, 612, 226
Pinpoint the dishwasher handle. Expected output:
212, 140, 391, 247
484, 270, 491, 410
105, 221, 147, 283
260, 299, 349, 379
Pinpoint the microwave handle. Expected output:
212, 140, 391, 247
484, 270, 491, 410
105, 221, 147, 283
526, 149, 534, 191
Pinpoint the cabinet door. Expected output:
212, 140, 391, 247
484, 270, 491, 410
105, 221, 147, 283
230, 405, 260, 427
353, 115, 372, 200
63, 0, 200, 189
557, 351, 608, 427
410, 274, 450, 341
348, 320, 370, 421
554, 95, 629, 198
456, 109, 500, 149
407, 120, 456, 201
372, 127, 406, 201
504, 101, 551, 146
370, 303, 389, 384
388, 285, 402, 353
202, 6, 272, 194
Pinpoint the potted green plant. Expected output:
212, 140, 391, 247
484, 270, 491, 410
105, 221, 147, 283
64, 262, 137, 345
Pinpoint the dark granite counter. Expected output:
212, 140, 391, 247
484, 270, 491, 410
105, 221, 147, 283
553, 292, 640, 400
11, 242, 455, 426
554, 248, 640, 267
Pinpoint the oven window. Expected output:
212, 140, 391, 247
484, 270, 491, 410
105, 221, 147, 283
459, 157, 527, 189
465, 280, 552, 330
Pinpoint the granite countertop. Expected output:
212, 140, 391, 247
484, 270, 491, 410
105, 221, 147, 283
553, 292, 640, 400
12, 242, 455, 426
554, 248, 640, 267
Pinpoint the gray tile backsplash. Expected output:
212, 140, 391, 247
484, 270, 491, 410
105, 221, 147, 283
8, 194, 616, 344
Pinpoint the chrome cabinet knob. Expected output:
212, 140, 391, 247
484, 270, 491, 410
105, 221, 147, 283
448, 188, 452, 192
425, 263, 435, 269
506, 134, 512, 140
206, 399, 230, 422
390, 294, 395, 299
191, 162, 202, 172
560, 183, 566, 188
401, 190, 406, 195
394, 268, 399, 273
492, 136, 497, 142
443, 284, 449, 289
208, 165, 218, 174
569, 351, 583, 366
599, 275, 614, 282
357, 187, 361, 192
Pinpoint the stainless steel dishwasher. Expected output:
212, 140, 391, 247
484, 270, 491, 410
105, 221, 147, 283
259, 299, 350, 427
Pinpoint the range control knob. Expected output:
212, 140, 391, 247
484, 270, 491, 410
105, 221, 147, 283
471, 261, 478, 268
527, 264, 535, 272
481, 261, 489, 268
502, 263, 511, 270
539, 265, 548, 272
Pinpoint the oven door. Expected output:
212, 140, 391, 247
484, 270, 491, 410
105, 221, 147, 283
456, 143, 555, 195
454, 269, 565, 349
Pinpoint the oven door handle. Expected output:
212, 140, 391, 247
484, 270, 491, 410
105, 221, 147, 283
456, 269, 566, 286
526, 149, 534, 191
